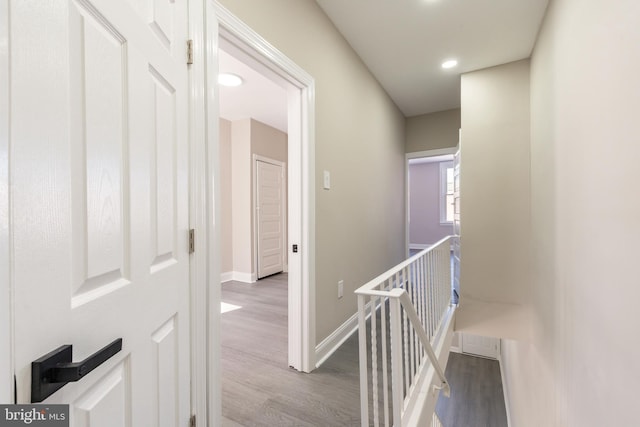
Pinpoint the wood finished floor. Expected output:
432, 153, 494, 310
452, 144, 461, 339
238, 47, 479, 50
436, 352, 508, 427
221, 273, 360, 427
221, 273, 507, 427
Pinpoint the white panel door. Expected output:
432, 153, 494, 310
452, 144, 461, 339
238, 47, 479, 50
256, 159, 285, 279
10, 0, 190, 425
461, 334, 499, 359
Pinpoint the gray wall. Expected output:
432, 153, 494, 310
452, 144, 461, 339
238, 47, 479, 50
405, 108, 460, 153
231, 119, 252, 277
218, 0, 406, 344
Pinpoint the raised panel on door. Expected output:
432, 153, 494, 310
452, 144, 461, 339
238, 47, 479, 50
149, 0, 176, 51
151, 317, 179, 427
149, 65, 178, 275
257, 160, 284, 279
73, 359, 131, 427
10, 0, 190, 424
69, 0, 131, 308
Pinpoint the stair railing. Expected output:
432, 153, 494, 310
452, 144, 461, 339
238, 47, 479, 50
355, 236, 454, 427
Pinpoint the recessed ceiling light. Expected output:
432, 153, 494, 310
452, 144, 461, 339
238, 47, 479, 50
441, 59, 458, 69
218, 73, 243, 87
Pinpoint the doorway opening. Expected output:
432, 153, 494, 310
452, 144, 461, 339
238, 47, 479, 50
218, 46, 289, 285
405, 149, 456, 258
212, 4, 316, 375
217, 43, 293, 413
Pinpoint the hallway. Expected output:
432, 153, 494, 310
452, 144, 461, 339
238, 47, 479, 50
221, 273, 507, 426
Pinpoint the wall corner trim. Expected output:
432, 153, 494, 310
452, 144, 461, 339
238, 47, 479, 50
497, 345, 513, 427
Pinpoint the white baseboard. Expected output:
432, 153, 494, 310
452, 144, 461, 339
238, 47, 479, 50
221, 271, 256, 284
315, 300, 378, 368
314, 275, 405, 368
315, 313, 359, 368
497, 342, 513, 427
450, 345, 462, 354
235, 271, 256, 283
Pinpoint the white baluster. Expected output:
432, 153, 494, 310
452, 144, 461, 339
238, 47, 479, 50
380, 291, 389, 427
371, 295, 379, 427
389, 296, 403, 427
357, 295, 369, 427
407, 265, 416, 383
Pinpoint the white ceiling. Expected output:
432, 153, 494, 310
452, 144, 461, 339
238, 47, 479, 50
218, 0, 549, 130
315, 0, 549, 117
218, 48, 288, 133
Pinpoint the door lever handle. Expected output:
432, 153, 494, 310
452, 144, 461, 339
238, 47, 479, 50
31, 338, 122, 402
51, 339, 122, 382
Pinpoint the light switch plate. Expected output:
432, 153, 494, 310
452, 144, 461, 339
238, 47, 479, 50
323, 170, 331, 189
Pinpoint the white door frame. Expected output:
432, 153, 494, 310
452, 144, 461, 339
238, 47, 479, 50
0, 0, 12, 404
207, 2, 316, 377
253, 155, 287, 278
405, 148, 457, 258
188, 0, 213, 424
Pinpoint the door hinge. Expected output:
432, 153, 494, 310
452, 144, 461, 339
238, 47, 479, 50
187, 39, 194, 65
190, 415, 196, 427
189, 229, 195, 254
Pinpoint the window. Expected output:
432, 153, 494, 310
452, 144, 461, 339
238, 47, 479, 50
440, 161, 455, 224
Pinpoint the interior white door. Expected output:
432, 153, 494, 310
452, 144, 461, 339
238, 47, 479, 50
256, 159, 285, 279
10, 0, 190, 425
461, 333, 499, 359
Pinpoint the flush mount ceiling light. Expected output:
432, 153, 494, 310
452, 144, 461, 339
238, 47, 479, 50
441, 59, 458, 69
218, 73, 243, 87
